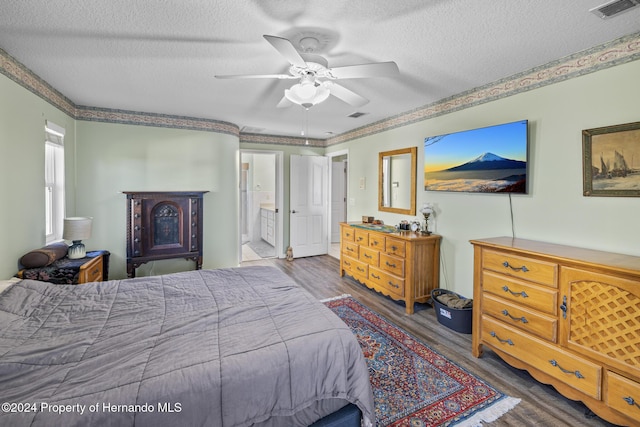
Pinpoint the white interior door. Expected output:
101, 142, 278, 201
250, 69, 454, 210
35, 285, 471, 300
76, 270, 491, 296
290, 155, 329, 258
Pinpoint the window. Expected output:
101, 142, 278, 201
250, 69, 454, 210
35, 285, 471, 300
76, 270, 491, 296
45, 120, 65, 243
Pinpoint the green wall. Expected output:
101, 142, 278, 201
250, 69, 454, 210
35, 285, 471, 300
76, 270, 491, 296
0, 76, 76, 277
327, 59, 640, 297
75, 121, 240, 278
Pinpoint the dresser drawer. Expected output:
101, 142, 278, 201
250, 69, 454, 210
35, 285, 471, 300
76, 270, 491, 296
369, 267, 405, 297
483, 271, 558, 315
380, 253, 405, 277
342, 241, 359, 258
483, 250, 557, 287
78, 256, 104, 284
482, 317, 601, 399
342, 256, 368, 278
354, 229, 369, 246
483, 294, 557, 342
606, 371, 640, 420
341, 226, 355, 242
385, 237, 406, 258
359, 246, 379, 266
369, 234, 385, 250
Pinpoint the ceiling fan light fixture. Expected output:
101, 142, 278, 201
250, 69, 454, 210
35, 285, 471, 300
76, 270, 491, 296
285, 80, 330, 108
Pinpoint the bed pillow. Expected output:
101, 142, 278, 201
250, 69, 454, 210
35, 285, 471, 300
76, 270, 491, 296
19, 242, 69, 268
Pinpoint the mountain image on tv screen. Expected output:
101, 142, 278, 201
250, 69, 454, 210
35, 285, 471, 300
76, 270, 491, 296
424, 120, 528, 193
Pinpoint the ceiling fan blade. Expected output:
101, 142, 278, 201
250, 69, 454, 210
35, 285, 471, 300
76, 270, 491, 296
215, 73, 296, 79
329, 61, 399, 79
328, 83, 369, 107
263, 35, 307, 68
276, 96, 293, 108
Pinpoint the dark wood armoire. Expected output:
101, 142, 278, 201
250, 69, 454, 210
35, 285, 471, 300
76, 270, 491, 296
124, 191, 208, 278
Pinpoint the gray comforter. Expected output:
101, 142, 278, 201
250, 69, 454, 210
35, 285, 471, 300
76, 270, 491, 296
0, 266, 374, 426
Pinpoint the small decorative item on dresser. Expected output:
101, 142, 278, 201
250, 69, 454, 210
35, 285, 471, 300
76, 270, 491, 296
362, 216, 374, 223
419, 203, 434, 234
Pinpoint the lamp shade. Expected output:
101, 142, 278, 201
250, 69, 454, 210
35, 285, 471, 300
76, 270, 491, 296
63, 217, 93, 241
284, 78, 331, 108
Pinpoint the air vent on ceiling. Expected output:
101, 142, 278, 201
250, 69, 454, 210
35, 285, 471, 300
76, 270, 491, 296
590, 0, 640, 19
348, 112, 367, 118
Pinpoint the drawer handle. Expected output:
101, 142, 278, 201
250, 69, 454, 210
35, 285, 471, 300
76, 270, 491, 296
502, 261, 529, 272
387, 281, 400, 289
372, 241, 379, 246
385, 261, 397, 268
490, 331, 514, 346
358, 237, 364, 241
357, 267, 365, 273
347, 247, 354, 252
560, 295, 567, 319
623, 396, 640, 409
549, 360, 584, 379
344, 261, 351, 266
371, 273, 381, 279
391, 245, 398, 251
364, 253, 372, 258
501, 309, 528, 323
502, 285, 528, 298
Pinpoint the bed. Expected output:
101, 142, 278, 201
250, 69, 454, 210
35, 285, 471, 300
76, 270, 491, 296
0, 266, 374, 427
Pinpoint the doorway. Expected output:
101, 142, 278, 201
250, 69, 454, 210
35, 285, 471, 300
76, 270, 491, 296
327, 150, 348, 259
240, 150, 283, 262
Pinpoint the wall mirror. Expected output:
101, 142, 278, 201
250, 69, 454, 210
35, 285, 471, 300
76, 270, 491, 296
378, 147, 417, 215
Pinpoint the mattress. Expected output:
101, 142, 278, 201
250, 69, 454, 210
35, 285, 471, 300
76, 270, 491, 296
0, 266, 374, 426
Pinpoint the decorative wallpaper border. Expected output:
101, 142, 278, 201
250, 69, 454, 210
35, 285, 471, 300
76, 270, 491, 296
76, 106, 239, 135
240, 132, 324, 147
325, 31, 640, 146
0, 48, 239, 137
0, 48, 76, 117
2, 31, 639, 146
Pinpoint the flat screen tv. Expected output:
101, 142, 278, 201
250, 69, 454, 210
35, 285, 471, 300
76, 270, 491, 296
424, 120, 529, 194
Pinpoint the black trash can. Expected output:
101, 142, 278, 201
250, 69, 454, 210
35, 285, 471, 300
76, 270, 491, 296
431, 288, 473, 334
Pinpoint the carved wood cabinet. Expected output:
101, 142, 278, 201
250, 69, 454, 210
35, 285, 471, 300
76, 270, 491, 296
125, 191, 207, 278
471, 237, 640, 426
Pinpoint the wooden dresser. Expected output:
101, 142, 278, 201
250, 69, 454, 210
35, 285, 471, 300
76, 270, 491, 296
340, 222, 441, 314
471, 237, 640, 426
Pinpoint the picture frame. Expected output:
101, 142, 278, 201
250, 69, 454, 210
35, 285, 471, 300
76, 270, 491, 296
582, 121, 640, 197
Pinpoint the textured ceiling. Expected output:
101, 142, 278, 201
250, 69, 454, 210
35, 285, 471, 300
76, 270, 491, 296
1, 0, 639, 139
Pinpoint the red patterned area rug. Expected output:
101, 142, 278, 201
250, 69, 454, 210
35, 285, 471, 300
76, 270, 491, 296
323, 295, 520, 427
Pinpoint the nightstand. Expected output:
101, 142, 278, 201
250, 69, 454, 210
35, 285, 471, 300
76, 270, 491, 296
17, 250, 110, 284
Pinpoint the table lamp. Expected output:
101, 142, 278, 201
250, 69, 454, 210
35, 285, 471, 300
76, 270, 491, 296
63, 217, 93, 259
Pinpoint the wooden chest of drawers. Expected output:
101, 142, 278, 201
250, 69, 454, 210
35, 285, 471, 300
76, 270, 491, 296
340, 223, 441, 314
471, 237, 640, 426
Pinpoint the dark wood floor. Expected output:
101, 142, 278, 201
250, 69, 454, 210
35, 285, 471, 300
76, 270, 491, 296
242, 254, 619, 427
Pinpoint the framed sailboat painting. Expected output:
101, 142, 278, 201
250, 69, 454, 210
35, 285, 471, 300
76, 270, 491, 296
582, 121, 640, 197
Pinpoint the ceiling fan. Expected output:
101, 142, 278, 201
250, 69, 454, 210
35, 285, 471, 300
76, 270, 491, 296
215, 35, 399, 109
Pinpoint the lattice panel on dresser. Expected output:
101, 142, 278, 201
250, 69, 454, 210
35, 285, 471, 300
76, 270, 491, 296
569, 280, 640, 368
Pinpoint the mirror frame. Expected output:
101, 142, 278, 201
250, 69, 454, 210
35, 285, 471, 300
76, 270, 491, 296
378, 147, 417, 215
